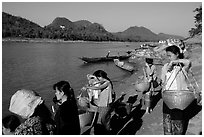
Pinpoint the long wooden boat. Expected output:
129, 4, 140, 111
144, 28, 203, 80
79, 55, 131, 63
113, 59, 134, 72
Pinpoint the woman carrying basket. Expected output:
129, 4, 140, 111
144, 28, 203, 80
160, 45, 192, 135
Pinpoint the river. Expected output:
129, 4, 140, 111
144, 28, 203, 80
2, 40, 142, 118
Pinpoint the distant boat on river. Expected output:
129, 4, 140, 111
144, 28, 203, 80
79, 55, 131, 63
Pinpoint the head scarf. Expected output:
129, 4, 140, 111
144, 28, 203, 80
9, 89, 43, 119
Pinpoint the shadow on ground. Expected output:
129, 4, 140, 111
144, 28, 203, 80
183, 99, 202, 134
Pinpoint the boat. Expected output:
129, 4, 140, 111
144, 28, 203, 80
79, 55, 131, 63
113, 59, 134, 72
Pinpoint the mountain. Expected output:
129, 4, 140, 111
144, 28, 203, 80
2, 12, 43, 38
114, 26, 185, 41
74, 20, 92, 28
158, 33, 184, 40
46, 17, 74, 29
114, 26, 160, 41
45, 17, 115, 41
46, 17, 109, 33
2, 12, 185, 41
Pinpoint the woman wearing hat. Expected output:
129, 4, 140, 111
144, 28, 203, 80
9, 89, 56, 135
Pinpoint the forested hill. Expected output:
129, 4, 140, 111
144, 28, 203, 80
2, 12, 184, 42
2, 12, 44, 38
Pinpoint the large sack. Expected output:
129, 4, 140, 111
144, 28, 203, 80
9, 89, 43, 119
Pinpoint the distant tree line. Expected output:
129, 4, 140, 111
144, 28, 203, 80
2, 12, 143, 42
2, 12, 183, 42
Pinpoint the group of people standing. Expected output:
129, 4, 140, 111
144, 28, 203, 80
3, 42, 201, 135
2, 69, 115, 135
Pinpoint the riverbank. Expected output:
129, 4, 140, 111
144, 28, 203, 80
1, 37, 127, 43
2, 37, 156, 45
113, 37, 202, 135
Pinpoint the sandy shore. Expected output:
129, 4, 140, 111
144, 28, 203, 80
113, 36, 202, 135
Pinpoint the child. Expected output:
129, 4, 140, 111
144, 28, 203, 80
86, 74, 103, 106
2, 115, 21, 135
143, 58, 158, 114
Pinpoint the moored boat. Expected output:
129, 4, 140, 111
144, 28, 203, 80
113, 59, 134, 72
79, 55, 131, 63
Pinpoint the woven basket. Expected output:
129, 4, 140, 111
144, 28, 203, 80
162, 90, 195, 110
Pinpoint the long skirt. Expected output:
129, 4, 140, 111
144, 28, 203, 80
163, 102, 185, 135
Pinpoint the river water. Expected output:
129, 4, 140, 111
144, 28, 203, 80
2, 41, 142, 118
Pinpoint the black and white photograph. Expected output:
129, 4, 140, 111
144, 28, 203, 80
2, 1, 202, 135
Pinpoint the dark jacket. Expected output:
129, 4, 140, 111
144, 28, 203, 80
54, 100, 80, 135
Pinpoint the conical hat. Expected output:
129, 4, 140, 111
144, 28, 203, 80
9, 89, 43, 119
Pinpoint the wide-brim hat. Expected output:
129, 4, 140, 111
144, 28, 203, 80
9, 89, 43, 119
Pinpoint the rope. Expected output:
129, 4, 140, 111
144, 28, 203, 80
180, 68, 196, 94
179, 65, 199, 95
164, 63, 198, 93
165, 65, 182, 91
162, 64, 175, 90
189, 68, 200, 89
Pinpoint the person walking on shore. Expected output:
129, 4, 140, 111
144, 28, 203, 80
52, 81, 80, 135
143, 58, 158, 114
160, 45, 192, 135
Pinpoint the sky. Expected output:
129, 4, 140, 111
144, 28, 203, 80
2, 1, 202, 38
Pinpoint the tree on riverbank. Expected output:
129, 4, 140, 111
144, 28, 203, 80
2, 12, 183, 42
189, 5, 202, 37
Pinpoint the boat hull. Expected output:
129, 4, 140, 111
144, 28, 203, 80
114, 59, 134, 72
79, 55, 131, 63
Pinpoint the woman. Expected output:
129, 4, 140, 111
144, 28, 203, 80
86, 70, 114, 132
53, 80, 80, 135
2, 115, 21, 135
9, 89, 56, 135
160, 45, 191, 135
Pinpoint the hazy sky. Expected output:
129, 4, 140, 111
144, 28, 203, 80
2, 2, 201, 37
